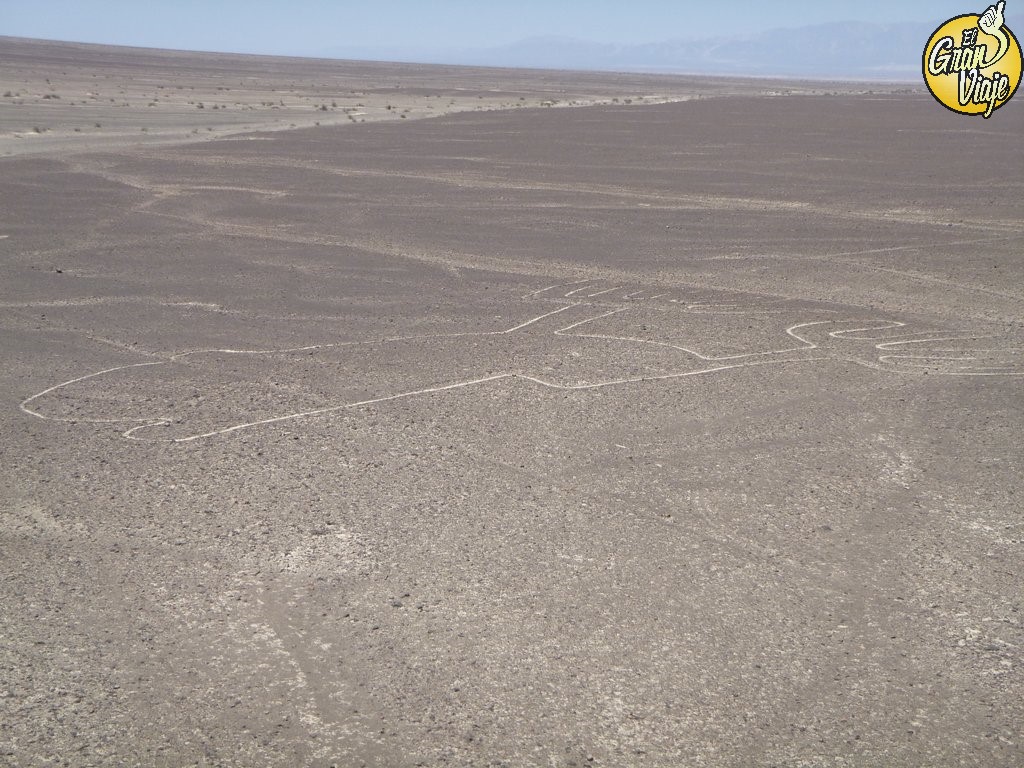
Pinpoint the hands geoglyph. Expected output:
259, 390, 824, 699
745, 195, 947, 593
19, 286, 1023, 442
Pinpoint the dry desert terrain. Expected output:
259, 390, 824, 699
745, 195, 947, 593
1, 37, 1023, 767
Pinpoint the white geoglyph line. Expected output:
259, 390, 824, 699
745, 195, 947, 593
162, 305, 579, 363
874, 335, 997, 349
564, 285, 596, 297
555, 308, 626, 333
512, 358, 829, 392
128, 358, 832, 443
0, 296, 229, 310
500, 305, 577, 332
19, 362, 166, 425
817, 323, 1024, 376
550, 314, 820, 362
587, 288, 620, 297
521, 279, 589, 299
125, 374, 513, 442
17, 306, 585, 436
19, 306, 1023, 442
876, 354, 1017, 372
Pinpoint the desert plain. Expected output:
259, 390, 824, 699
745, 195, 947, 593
1, 37, 1023, 767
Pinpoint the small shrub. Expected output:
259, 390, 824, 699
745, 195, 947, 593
3, 91, 13, 97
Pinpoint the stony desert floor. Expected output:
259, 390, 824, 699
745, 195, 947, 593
1, 38, 1022, 767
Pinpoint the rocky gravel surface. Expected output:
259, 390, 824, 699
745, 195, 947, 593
1, 38, 1022, 767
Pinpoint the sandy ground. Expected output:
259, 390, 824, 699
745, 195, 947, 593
1, 38, 1023, 767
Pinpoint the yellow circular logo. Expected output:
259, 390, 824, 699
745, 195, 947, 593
923, 1, 1023, 117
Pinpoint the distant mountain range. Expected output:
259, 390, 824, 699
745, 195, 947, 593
325, 15, 1024, 81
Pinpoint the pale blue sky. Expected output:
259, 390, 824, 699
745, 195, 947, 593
1, 1, 978, 55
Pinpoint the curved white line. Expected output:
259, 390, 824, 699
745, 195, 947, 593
19, 361, 167, 424
874, 335, 999, 350
126, 374, 513, 442
130, 356, 835, 443
513, 356, 829, 391
828, 321, 906, 338
19, 305, 1023, 443
552, 317, 821, 362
